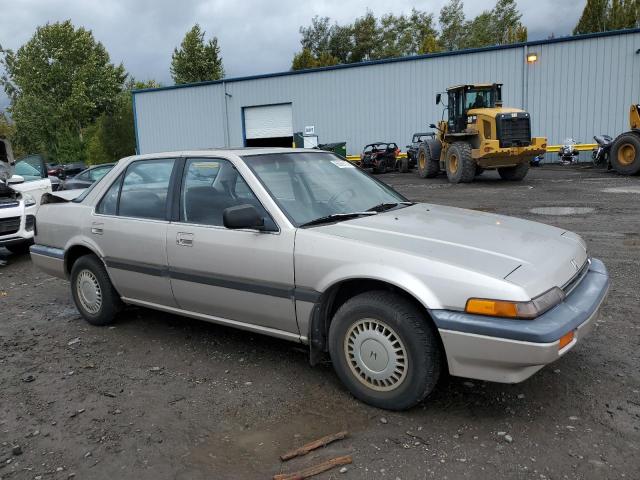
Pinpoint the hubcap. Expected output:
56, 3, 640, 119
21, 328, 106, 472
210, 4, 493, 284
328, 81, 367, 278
76, 269, 102, 314
449, 154, 459, 173
344, 318, 408, 392
618, 143, 636, 166
419, 152, 426, 170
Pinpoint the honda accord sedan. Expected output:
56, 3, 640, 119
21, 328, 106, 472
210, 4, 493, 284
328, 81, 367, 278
30, 149, 609, 410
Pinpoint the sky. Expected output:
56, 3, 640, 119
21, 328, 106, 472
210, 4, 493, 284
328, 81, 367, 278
0, 0, 586, 110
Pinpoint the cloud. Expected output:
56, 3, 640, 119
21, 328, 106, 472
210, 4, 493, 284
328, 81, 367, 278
0, 0, 585, 110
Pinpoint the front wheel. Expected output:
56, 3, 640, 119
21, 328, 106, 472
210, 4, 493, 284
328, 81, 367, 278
610, 133, 640, 175
70, 255, 123, 326
329, 291, 442, 410
445, 142, 476, 183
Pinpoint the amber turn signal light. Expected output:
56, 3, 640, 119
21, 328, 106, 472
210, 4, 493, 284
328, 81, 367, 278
465, 299, 518, 318
558, 331, 575, 350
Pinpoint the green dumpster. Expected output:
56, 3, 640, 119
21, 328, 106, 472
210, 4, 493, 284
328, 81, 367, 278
319, 142, 347, 158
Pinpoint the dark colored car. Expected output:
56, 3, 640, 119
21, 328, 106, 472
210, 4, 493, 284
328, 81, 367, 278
47, 162, 87, 180
359, 142, 400, 173
63, 163, 115, 190
406, 132, 435, 168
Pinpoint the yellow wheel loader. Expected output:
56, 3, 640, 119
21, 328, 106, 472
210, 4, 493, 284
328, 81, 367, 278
417, 84, 547, 183
609, 104, 640, 175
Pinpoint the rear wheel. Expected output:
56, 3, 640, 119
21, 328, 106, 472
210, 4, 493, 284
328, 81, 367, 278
610, 132, 640, 175
70, 254, 123, 326
399, 157, 409, 173
328, 291, 442, 410
417, 143, 440, 178
445, 142, 476, 183
498, 162, 530, 181
372, 158, 385, 174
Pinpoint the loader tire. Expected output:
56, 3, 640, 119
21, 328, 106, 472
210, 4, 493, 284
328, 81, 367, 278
445, 142, 475, 183
417, 141, 440, 179
498, 162, 530, 181
610, 132, 640, 175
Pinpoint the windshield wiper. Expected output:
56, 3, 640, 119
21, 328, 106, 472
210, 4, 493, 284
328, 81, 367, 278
299, 212, 377, 228
366, 201, 415, 212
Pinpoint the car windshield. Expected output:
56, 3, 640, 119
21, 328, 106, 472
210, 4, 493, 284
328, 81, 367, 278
243, 152, 408, 226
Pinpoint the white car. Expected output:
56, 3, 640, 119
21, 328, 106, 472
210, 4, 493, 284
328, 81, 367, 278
0, 139, 52, 254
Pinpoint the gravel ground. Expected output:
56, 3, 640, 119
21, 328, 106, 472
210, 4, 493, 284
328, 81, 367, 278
1, 165, 639, 480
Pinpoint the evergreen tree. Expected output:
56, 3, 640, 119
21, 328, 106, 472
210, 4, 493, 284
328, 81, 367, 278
171, 24, 224, 85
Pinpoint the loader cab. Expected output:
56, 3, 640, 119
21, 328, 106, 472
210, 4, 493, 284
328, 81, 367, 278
442, 84, 502, 133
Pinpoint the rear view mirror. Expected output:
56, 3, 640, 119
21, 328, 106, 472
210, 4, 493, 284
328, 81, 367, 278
223, 204, 265, 230
435, 93, 442, 105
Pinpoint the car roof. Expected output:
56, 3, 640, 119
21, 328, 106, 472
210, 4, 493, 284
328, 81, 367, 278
412, 132, 433, 136
364, 142, 394, 147
120, 148, 331, 163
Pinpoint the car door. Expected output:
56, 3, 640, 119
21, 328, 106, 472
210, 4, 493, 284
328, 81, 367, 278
165, 157, 298, 334
92, 157, 178, 307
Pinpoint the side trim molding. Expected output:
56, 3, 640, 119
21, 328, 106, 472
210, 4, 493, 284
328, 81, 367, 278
104, 256, 322, 303
29, 244, 65, 259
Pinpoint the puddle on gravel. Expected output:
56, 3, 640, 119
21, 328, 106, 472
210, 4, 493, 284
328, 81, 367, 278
529, 206, 594, 216
601, 186, 640, 194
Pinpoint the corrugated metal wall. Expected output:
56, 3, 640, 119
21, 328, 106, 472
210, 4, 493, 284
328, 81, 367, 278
134, 30, 640, 156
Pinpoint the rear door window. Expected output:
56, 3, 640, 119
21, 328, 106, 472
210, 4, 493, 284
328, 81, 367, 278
118, 159, 175, 220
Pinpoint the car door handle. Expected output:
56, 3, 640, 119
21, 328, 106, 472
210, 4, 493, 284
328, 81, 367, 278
91, 222, 104, 235
176, 232, 194, 247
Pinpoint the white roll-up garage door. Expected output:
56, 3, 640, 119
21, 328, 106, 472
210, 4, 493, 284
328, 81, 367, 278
244, 103, 293, 139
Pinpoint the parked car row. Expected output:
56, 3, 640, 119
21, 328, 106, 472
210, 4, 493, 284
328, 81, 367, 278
0, 143, 116, 254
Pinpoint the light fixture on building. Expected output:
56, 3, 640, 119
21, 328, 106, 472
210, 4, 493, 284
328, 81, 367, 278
527, 52, 539, 64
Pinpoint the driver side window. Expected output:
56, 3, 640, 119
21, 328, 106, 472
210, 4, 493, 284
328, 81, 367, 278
180, 158, 275, 230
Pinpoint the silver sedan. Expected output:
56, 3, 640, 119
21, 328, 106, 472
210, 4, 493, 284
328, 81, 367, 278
30, 149, 609, 410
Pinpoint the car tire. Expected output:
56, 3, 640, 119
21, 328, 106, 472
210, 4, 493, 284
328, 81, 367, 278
328, 291, 442, 411
70, 254, 123, 326
6, 242, 32, 255
417, 143, 440, 179
445, 142, 475, 183
399, 157, 409, 173
372, 159, 383, 174
610, 132, 640, 175
498, 162, 530, 181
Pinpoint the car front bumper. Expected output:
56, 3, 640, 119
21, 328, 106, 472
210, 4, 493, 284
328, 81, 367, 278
430, 258, 609, 383
0, 203, 36, 248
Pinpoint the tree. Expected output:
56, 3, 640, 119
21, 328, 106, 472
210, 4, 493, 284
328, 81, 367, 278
463, 11, 495, 48
608, 0, 640, 29
491, 0, 526, 44
573, 0, 609, 34
328, 24, 354, 63
0, 20, 126, 161
300, 16, 332, 56
85, 79, 159, 165
351, 11, 379, 62
439, 0, 467, 51
171, 24, 224, 84
573, 0, 639, 34
291, 48, 317, 70
408, 9, 440, 55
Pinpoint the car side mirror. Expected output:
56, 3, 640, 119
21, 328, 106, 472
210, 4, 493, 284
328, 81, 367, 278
435, 93, 441, 105
223, 204, 265, 230
7, 175, 24, 185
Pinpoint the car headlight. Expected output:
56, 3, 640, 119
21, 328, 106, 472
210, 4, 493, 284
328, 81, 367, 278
23, 193, 36, 207
465, 287, 565, 319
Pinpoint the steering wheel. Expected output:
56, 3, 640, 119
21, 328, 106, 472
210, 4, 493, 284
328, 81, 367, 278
327, 188, 356, 210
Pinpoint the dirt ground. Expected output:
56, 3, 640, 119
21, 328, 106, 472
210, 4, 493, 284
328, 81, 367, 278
1, 165, 639, 480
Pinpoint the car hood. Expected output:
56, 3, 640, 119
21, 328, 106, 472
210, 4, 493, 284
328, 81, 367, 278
318, 204, 588, 296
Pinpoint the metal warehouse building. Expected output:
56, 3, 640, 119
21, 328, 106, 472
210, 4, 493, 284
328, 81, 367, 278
133, 28, 640, 156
